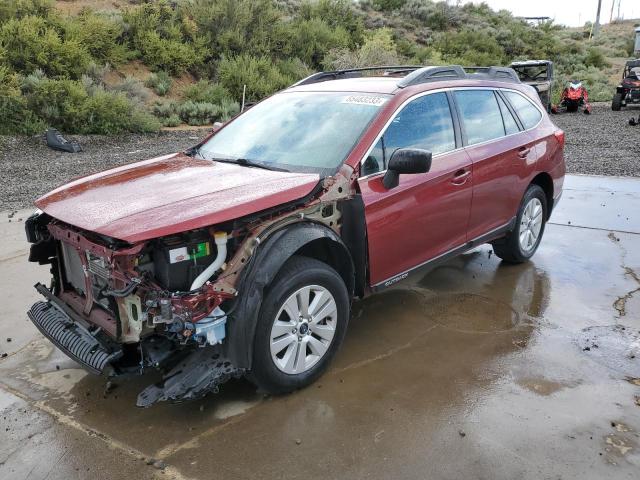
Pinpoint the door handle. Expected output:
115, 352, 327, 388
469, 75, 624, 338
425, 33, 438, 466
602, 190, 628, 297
517, 147, 531, 159
451, 169, 471, 185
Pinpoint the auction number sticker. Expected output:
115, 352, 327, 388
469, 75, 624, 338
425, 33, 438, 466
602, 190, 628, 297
342, 95, 387, 106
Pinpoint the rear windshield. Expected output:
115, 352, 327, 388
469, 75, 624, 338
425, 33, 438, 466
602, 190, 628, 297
197, 91, 389, 175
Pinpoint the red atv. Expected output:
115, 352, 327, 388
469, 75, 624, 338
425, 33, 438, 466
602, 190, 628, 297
552, 81, 591, 114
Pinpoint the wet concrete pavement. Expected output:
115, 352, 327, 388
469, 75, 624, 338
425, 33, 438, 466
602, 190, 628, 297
1, 174, 639, 480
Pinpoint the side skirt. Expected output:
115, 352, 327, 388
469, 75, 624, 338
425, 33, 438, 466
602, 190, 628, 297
371, 217, 516, 292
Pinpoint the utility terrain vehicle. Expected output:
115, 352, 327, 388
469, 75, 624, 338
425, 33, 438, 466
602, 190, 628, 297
509, 60, 554, 112
612, 59, 640, 110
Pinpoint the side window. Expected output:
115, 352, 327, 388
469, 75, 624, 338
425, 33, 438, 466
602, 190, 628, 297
454, 90, 505, 145
496, 94, 520, 135
361, 92, 455, 176
503, 91, 542, 130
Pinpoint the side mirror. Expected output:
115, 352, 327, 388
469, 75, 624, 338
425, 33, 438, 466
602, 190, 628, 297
382, 148, 432, 189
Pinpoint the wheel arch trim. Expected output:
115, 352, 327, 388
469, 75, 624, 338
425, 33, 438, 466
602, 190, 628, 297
225, 222, 354, 369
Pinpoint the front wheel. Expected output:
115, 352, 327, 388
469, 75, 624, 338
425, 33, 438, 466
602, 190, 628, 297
492, 185, 547, 263
249, 256, 350, 394
612, 93, 623, 111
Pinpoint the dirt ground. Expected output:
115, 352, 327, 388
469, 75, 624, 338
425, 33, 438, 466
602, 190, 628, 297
1, 174, 639, 480
1, 102, 639, 212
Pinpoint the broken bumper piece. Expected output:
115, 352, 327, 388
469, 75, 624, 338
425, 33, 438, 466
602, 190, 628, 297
137, 347, 243, 407
27, 300, 122, 374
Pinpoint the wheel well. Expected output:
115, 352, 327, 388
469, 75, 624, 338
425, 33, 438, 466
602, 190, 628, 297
530, 172, 554, 218
294, 238, 355, 296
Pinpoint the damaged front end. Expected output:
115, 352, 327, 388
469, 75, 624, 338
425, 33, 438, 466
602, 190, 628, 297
26, 211, 243, 406
25, 165, 356, 407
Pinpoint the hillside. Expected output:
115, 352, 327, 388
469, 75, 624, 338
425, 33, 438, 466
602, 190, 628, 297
0, 0, 638, 134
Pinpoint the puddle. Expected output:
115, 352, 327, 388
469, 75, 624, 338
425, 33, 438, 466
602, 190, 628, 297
425, 293, 519, 333
516, 377, 573, 396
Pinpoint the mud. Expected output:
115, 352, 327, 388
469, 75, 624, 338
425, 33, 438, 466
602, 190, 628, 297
1, 174, 640, 480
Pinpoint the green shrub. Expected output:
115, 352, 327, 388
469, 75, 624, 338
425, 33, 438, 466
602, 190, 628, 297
324, 28, 402, 69
283, 18, 351, 68
298, 0, 364, 45
182, 80, 231, 104
187, 0, 283, 59
583, 47, 608, 69
217, 97, 240, 121
145, 71, 172, 96
0, 0, 53, 24
15, 72, 160, 134
134, 30, 204, 75
0, 15, 91, 78
122, 0, 206, 75
218, 54, 289, 101
369, 0, 407, 11
0, 66, 44, 134
110, 76, 149, 104
433, 29, 505, 66
69, 11, 128, 66
161, 113, 181, 127
178, 100, 218, 126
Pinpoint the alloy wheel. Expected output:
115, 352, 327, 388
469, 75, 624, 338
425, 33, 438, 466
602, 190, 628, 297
269, 285, 337, 374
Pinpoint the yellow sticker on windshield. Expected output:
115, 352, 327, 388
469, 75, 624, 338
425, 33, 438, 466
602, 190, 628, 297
342, 95, 387, 106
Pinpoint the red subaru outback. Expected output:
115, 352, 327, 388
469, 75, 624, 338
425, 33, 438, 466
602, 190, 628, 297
26, 65, 565, 406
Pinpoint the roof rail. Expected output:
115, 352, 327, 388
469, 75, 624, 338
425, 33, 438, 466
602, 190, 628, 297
291, 65, 522, 89
397, 65, 521, 88
292, 65, 423, 87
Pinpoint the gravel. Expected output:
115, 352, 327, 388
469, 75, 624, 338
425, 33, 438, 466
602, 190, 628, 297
1, 102, 638, 212
553, 102, 639, 177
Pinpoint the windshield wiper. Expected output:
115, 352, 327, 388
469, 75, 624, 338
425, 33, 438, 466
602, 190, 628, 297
208, 156, 289, 172
234, 158, 289, 172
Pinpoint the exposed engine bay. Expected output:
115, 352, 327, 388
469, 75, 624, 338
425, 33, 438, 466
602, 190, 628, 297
25, 165, 356, 406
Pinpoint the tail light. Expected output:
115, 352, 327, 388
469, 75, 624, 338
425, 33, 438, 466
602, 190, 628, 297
554, 129, 565, 147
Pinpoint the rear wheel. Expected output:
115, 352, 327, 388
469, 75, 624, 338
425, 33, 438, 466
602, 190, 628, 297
492, 185, 547, 264
612, 93, 623, 111
249, 256, 349, 394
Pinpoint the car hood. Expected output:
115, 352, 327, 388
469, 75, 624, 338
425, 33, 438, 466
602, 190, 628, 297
36, 153, 320, 243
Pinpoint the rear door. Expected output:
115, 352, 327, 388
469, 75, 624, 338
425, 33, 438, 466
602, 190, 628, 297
358, 91, 473, 287
454, 89, 536, 240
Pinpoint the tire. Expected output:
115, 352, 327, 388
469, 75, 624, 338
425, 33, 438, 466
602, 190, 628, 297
249, 255, 350, 394
566, 103, 578, 113
612, 93, 623, 111
492, 185, 547, 264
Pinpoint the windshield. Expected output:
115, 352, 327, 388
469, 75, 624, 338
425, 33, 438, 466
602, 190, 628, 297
512, 65, 549, 82
197, 91, 389, 175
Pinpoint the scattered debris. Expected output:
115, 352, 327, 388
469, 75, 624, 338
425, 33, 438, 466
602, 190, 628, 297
103, 381, 117, 397
6, 338, 11, 343
1, 353, 7, 358
608, 232, 621, 242
458, 430, 466, 437
634, 396, 640, 406
627, 378, 640, 386
146, 458, 167, 470
295, 438, 302, 445
578, 326, 640, 377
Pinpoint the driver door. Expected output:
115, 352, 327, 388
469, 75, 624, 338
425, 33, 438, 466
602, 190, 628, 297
358, 91, 473, 287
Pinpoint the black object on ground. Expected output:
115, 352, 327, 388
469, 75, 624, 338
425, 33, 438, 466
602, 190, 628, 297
46, 128, 82, 153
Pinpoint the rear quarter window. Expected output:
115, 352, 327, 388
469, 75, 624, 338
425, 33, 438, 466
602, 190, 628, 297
503, 91, 542, 130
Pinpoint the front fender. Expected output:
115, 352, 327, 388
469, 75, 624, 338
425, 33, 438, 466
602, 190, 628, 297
225, 222, 354, 369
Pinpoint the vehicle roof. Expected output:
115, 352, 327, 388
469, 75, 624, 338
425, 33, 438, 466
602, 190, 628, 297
625, 59, 640, 68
